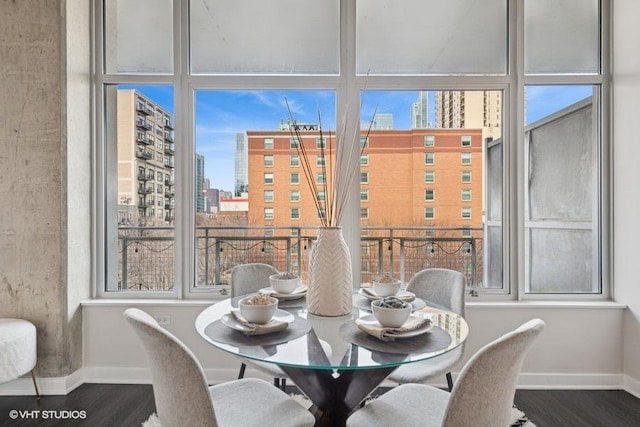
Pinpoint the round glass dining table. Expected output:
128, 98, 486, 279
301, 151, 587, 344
195, 294, 468, 427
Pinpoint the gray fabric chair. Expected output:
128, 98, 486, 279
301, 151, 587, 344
230, 263, 289, 388
387, 268, 466, 390
347, 318, 545, 427
124, 308, 315, 427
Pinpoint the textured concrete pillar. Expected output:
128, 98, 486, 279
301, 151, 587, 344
0, 0, 90, 378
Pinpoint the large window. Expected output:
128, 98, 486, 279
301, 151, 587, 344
95, 0, 607, 300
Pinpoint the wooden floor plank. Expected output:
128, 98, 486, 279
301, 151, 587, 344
1, 384, 639, 426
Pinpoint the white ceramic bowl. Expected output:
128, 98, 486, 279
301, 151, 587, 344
371, 299, 412, 328
239, 296, 278, 324
372, 280, 402, 297
269, 273, 300, 294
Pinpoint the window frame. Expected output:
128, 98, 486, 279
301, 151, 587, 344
93, 0, 610, 301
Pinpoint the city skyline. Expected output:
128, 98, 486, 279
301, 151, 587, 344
122, 85, 593, 192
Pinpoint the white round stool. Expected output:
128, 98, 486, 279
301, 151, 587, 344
0, 318, 39, 398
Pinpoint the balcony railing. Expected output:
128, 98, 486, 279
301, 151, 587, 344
116, 226, 482, 293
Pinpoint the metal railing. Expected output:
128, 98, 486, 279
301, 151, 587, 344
117, 226, 482, 292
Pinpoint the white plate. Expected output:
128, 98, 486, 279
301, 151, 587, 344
358, 288, 416, 302
221, 309, 295, 333
259, 286, 307, 300
357, 314, 433, 339
353, 294, 426, 312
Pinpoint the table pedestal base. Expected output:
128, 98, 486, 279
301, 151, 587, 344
280, 366, 396, 427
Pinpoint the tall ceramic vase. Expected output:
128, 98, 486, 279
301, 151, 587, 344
307, 227, 353, 317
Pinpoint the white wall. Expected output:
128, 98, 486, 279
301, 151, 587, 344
77, 302, 625, 392
613, 0, 640, 395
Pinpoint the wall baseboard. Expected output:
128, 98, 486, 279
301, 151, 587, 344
624, 374, 640, 399
2, 368, 637, 397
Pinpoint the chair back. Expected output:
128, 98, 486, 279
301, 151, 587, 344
124, 308, 218, 427
442, 318, 545, 427
230, 263, 279, 297
406, 268, 466, 316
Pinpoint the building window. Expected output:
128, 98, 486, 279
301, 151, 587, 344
360, 172, 369, 184
264, 173, 274, 185
461, 152, 471, 165
424, 135, 435, 147
317, 208, 326, 220
461, 171, 472, 183
263, 155, 274, 167
290, 208, 300, 220
462, 226, 471, 238
360, 208, 369, 219
425, 171, 435, 183
317, 191, 325, 202
316, 156, 325, 167
290, 173, 300, 184
425, 153, 435, 165
264, 138, 274, 149
264, 208, 274, 220
462, 207, 472, 219
424, 207, 435, 219
461, 135, 472, 147
290, 137, 300, 149
290, 190, 300, 202
317, 173, 325, 184
264, 190, 274, 202
360, 190, 369, 201
461, 189, 472, 201
425, 189, 435, 201
316, 138, 326, 149
290, 155, 300, 167
360, 137, 369, 149
360, 154, 369, 165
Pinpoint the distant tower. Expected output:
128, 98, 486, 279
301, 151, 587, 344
235, 133, 248, 196
411, 91, 430, 128
195, 153, 205, 213
434, 90, 502, 139
369, 113, 394, 130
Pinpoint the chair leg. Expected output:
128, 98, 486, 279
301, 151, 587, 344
30, 370, 40, 400
237, 363, 246, 379
274, 377, 280, 388
280, 378, 287, 391
446, 372, 454, 392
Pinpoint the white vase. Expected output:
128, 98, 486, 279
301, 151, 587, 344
307, 227, 353, 316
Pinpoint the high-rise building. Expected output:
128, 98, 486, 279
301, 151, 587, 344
116, 89, 175, 224
195, 153, 205, 213
411, 91, 430, 128
434, 90, 502, 140
370, 113, 394, 130
235, 133, 248, 196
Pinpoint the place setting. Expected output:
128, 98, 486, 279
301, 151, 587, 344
341, 296, 451, 354
204, 294, 311, 347
257, 272, 308, 307
354, 277, 427, 311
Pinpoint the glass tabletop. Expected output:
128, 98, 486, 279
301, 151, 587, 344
195, 295, 468, 371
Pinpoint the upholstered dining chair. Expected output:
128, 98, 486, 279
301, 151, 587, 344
124, 308, 315, 427
387, 268, 466, 390
347, 318, 545, 427
230, 263, 290, 389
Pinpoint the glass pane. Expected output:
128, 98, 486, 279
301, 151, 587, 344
356, 0, 507, 75
105, 85, 176, 292
525, 85, 599, 293
104, 0, 173, 74
359, 90, 503, 290
525, 0, 599, 74
194, 90, 336, 287
190, 0, 340, 74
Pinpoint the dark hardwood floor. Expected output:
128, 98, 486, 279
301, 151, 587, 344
1, 384, 639, 426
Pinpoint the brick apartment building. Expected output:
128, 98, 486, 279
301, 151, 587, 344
247, 128, 484, 236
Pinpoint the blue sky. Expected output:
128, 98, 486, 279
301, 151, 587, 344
124, 85, 593, 191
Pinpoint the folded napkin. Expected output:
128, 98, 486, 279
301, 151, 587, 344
230, 311, 288, 336
361, 287, 415, 303
261, 285, 307, 297
356, 316, 431, 342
